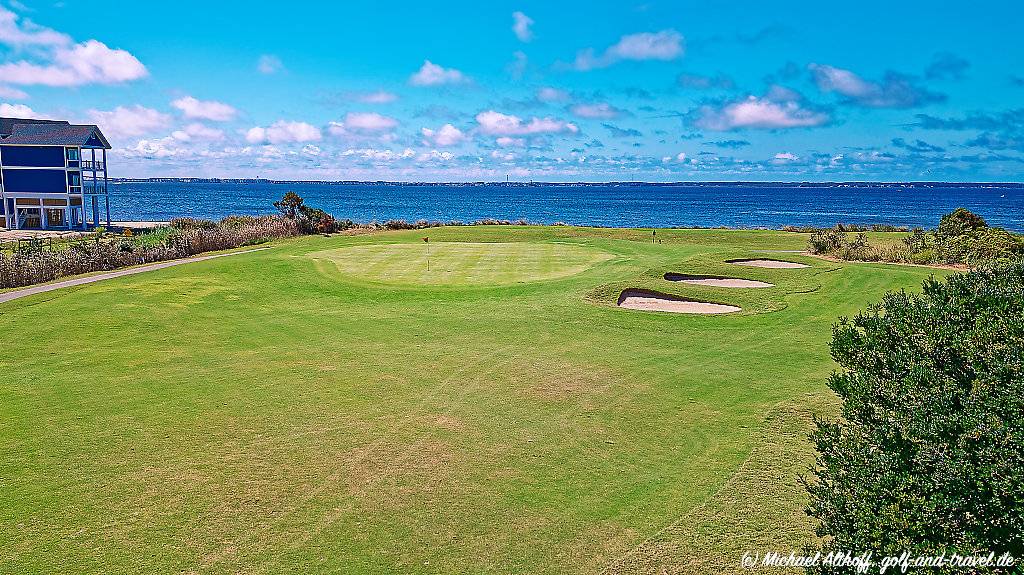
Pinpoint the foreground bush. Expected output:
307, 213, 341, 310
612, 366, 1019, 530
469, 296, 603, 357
0, 215, 299, 289
805, 260, 1024, 571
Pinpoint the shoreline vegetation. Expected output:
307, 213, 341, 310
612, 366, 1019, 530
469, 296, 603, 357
2, 193, 1020, 292
0, 216, 299, 290
806, 208, 1024, 267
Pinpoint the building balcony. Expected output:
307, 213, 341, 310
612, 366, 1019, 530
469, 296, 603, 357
81, 160, 106, 171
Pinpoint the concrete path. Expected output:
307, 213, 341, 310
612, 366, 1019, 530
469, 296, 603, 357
0, 247, 269, 305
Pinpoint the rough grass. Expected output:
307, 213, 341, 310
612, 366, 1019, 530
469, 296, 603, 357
0, 226, 945, 574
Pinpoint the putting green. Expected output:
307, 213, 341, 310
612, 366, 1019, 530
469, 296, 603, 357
308, 241, 615, 285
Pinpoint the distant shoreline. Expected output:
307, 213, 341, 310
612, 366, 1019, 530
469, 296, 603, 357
107, 178, 1024, 188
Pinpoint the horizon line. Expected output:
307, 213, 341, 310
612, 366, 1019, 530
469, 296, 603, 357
108, 177, 1024, 186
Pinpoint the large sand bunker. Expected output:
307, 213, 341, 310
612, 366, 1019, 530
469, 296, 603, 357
727, 258, 809, 269
617, 289, 741, 314
664, 273, 774, 288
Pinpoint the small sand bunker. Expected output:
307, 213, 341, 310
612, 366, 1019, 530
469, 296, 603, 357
617, 289, 741, 314
664, 273, 774, 288
727, 258, 809, 269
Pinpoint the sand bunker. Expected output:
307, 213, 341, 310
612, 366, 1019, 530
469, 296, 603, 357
727, 258, 809, 269
664, 273, 774, 288
617, 289, 741, 314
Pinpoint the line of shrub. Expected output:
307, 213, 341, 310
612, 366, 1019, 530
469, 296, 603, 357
807, 208, 1024, 266
0, 215, 299, 290
783, 223, 910, 233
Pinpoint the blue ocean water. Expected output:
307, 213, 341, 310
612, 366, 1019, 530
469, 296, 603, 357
107, 181, 1024, 232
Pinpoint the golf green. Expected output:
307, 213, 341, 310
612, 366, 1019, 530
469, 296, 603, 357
0, 226, 944, 574
307, 241, 615, 285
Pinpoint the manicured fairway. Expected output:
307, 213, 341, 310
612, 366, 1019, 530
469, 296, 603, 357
0, 226, 943, 574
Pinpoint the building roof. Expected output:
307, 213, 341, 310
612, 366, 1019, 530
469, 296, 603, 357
0, 117, 111, 149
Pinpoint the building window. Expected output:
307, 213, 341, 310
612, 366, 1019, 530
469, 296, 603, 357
68, 172, 81, 186
17, 208, 42, 229
66, 148, 80, 161
45, 208, 67, 227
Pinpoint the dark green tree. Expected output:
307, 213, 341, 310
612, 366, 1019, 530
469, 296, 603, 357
936, 208, 989, 242
274, 191, 305, 219
806, 260, 1024, 573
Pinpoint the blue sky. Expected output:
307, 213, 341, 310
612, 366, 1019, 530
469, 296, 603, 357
1, 0, 1021, 181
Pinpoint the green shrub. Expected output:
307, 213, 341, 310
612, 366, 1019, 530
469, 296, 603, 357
810, 209, 1021, 267
808, 228, 846, 254
273, 191, 305, 219
936, 207, 988, 241
909, 248, 937, 265
936, 224, 1022, 266
806, 260, 1024, 571
903, 228, 929, 253
298, 207, 336, 234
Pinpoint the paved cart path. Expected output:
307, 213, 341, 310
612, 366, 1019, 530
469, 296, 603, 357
0, 247, 269, 305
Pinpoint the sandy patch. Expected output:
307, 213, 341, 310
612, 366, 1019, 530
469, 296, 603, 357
727, 258, 808, 269
617, 289, 740, 314
664, 273, 773, 288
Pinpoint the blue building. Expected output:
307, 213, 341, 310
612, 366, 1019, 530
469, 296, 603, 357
0, 117, 111, 230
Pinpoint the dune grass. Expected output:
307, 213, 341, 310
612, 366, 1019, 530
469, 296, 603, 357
0, 226, 945, 574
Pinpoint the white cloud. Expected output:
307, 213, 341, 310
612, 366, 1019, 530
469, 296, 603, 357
302, 144, 321, 157
574, 30, 684, 70
87, 105, 171, 140
537, 87, 570, 102
355, 90, 398, 104
475, 110, 578, 137
246, 120, 321, 144
0, 102, 38, 118
0, 85, 28, 99
773, 152, 800, 163
171, 123, 225, 141
507, 50, 528, 80
662, 152, 688, 163
409, 60, 467, 86
808, 63, 942, 108
418, 149, 455, 162
495, 136, 525, 147
0, 39, 147, 87
327, 112, 399, 138
125, 137, 190, 159
341, 147, 416, 161
695, 95, 829, 131
342, 112, 398, 131
809, 65, 875, 99
570, 103, 623, 119
0, 6, 70, 48
257, 54, 283, 74
421, 123, 466, 146
512, 11, 534, 42
171, 96, 237, 122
